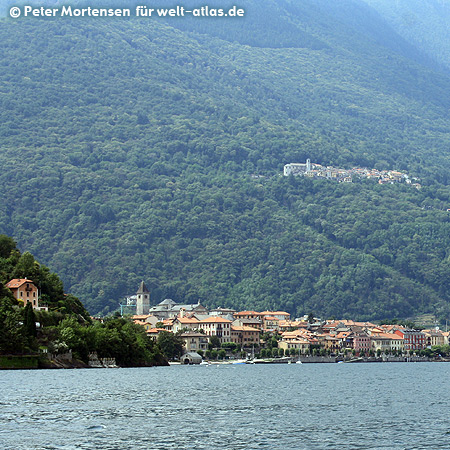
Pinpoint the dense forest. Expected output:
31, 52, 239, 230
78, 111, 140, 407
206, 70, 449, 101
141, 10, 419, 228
0, 235, 166, 365
2, 0, 450, 321
362, 0, 450, 71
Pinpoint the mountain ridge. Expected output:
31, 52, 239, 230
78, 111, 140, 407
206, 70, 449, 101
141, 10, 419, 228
1, 1, 450, 320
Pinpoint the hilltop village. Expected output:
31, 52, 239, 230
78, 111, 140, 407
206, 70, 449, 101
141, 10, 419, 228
284, 159, 422, 188
127, 283, 447, 363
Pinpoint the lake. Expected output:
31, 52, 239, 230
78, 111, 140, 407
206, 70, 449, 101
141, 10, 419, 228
1, 362, 450, 449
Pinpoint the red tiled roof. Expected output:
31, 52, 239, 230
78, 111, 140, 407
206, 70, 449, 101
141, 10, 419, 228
199, 317, 232, 323
231, 326, 260, 332
6, 278, 35, 288
177, 317, 200, 324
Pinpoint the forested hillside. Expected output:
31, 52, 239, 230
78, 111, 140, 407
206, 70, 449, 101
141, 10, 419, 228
2, 0, 450, 320
362, 0, 450, 71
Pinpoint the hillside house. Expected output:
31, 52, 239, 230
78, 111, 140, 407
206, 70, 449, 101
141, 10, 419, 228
6, 278, 46, 310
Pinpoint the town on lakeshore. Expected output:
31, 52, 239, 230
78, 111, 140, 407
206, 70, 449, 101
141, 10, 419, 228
284, 159, 422, 188
2, 274, 449, 370
123, 281, 448, 365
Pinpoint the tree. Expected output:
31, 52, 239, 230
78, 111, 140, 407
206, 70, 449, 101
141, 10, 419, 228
0, 235, 16, 259
208, 335, 221, 350
267, 337, 278, 349
221, 342, 238, 351
12, 252, 37, 279
23, 303, 37, 347
0, 297, 26, 354
157, 331, 184, 360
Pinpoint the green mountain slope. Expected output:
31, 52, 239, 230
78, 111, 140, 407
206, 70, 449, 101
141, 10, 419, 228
2, 0, 450, 320
361, 0, 450, 71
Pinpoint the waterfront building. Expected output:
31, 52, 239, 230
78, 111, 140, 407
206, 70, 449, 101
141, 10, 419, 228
353, 332, 371, 356
181, 352, 203, 365
393, 329, 426, 351
230, 326, 260, 347
197, 317, 232, 344
278, 339, 310, 354
370, 332, 404, 354
180, 332, 209, 353
422, 329, 445, 348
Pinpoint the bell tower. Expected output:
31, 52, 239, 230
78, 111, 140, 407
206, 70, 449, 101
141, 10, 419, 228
136, 281, 150, 315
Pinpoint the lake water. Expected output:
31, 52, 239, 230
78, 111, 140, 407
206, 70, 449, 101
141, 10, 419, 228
1, 362, 450, 449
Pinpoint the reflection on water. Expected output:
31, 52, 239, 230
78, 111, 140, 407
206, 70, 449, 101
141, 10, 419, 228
1, 363, 450, 449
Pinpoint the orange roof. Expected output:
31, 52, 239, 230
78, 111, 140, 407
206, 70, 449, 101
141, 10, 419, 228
263, 316, 280, 321
260, 311, 290, 316
232, 326, 260, 332
279, 320, 308, 328
199, 317, 232, 324
177, 317, 200, 324
372, 332, 403, 340
132, 314, 151, 320
234, 311, 263, 316
6, 278, 35, 288
335, 332, 351, 339
147, 328, 167, 334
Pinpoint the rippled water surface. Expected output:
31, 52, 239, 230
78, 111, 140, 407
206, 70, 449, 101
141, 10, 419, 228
1, 363, 450, 449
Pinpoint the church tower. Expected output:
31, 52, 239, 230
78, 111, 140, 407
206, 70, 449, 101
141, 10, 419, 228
136, 281, 150, 315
